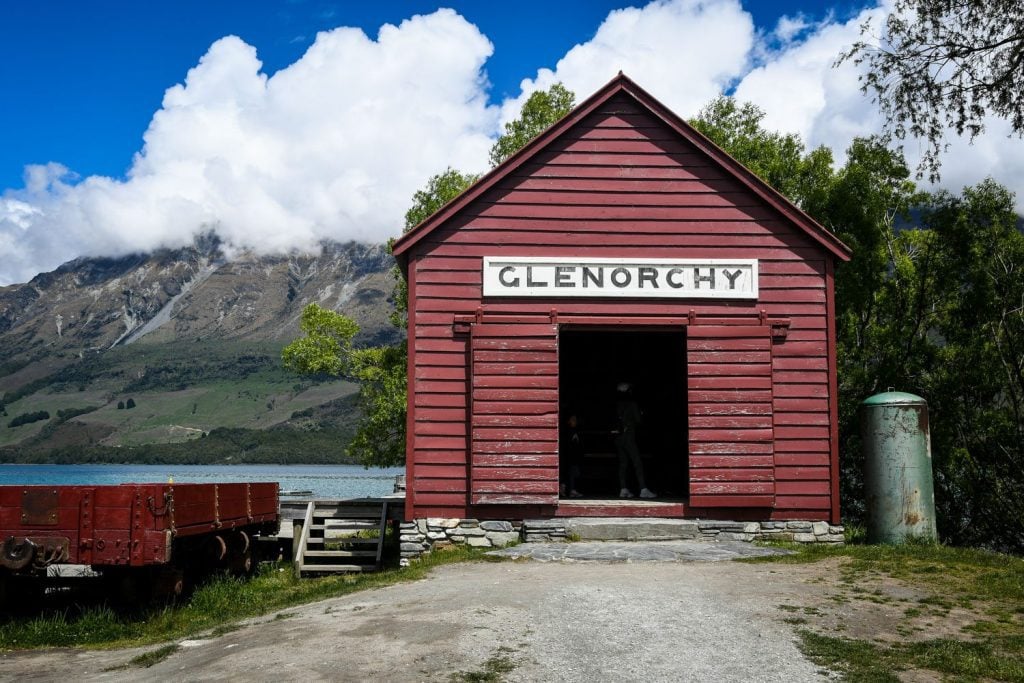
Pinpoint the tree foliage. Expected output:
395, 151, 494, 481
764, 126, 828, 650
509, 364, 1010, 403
691, 97, 836, 212
698, 103, 1024, 551
840, 0, 1024, 181
284, 84, 577, 468
488, 83, 575, 167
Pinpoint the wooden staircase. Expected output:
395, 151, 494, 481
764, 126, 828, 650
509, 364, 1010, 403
293, 499, 391, 576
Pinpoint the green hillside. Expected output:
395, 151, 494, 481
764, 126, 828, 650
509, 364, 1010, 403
0, 340, 361, 464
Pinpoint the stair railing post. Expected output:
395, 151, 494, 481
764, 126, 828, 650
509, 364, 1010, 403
293, 501, 314, 578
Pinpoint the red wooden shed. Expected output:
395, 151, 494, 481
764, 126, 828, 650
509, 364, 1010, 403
392, 73, 851, 526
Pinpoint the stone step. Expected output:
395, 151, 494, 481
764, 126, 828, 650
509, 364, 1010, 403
562, 517, 701, 541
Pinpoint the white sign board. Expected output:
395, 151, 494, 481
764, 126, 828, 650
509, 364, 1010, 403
482, 257, 758, 299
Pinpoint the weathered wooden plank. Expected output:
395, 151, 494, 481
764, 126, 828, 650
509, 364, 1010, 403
775, 467, 830, 481
472, 480, 559, 494
688, 389, 773, 403
774, 412, 831, 426
415, 421, 466, 437
474, 401, 560, 415
689, 428, 774, 442
412, 450, 468, 465
415, 393, 467, 408
775, 480, 831, 495
772, 357, 829, 371
472, 493, 558, 505
473, 362, 557, 376
468, 203, 779, 221
689, 363, 773, 377
472, 467, 556, 481
690, 468, 774, 482
472, 375, 559, 389
690, 454, 775, 468
688, 402, 772, 416
413, 380, 466, 394
772, 383, 828, 398
414, 365, 466, 381
473, 413, 558, 428
773, 496, 831, 510
689, 415, 773, 429
413, 436, 467, 450
499, 176, 740, 193
472, 427, 557, 441
415, 352, 468, 367
473, 440, 558, 454
774, 425, 830, 439
688, 376, 773, 390
493, 189, 760, 207
690, 482, 774, 495
459, 216, 797, 235
473, 388, 559, 402
473, 453, 559, 466
415, 407, 466, 422
687, 350, 772, 364
414, 479, 467, 493
517, 163, 725, 180
689, 494, 775, 508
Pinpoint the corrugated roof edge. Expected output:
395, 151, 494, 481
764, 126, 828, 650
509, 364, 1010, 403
391, 72, 853, 274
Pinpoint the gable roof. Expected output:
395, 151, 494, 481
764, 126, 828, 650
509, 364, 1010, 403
392, 72, 852, 271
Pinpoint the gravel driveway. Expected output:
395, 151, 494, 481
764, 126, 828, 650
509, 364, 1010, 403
0, 544, 832, 682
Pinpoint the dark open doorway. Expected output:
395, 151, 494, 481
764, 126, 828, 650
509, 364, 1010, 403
558, 328, 688, 499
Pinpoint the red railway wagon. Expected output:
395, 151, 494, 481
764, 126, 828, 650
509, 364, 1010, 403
0, 483, 278, 601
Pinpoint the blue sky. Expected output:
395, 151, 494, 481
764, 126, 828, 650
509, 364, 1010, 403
1, 1, 864, 189
1, 1, 1020, 285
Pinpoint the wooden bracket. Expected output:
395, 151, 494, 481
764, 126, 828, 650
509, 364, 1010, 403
687, 309, 697, 325
770, 319, 791, 341
549, 308, 558, 324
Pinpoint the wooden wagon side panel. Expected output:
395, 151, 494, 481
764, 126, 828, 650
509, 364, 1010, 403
687, 325, 775, 508
470, 323, 559, 505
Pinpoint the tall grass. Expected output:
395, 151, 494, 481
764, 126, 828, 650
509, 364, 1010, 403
1, 547, 495, 651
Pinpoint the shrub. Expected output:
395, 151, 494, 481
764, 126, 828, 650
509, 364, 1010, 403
8, 411, 50, 428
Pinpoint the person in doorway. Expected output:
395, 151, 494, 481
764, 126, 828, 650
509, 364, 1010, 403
614, 383, 656, 499
560, 413, 584, 498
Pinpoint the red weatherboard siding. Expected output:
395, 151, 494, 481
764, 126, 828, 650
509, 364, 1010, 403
398, 80, 846, 524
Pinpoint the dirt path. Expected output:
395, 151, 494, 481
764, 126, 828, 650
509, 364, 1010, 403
0, 557, 839, 682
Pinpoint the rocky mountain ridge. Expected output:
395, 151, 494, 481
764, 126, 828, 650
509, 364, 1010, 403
0, 237, 398, 369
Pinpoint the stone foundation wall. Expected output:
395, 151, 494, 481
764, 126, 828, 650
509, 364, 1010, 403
399, 517, 844, 565
399, 518, 522, 566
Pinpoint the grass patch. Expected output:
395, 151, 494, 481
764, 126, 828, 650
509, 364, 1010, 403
756, 541, 1024, 682
128, 643, 181, 668
451, 646, 519, 682
0, 546, 499, 651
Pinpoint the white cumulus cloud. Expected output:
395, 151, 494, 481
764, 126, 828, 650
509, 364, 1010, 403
3, 0, 1024, 287
500, 0, 756, 125
0, 9, 497, 285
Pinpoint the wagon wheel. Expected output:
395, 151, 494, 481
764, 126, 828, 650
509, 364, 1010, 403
151, 567, 187, 601
227, 531, 254, 576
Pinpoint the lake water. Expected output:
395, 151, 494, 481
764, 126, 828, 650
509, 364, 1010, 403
0, 464, 405, 499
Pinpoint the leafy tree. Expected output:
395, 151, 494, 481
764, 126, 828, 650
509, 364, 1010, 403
697, 100, 1024, 550
284, 84, 577, 467
690, 97, 835, 212
8, 411, 50, 428
117, 400, 125, 410
839, 0, 1024, 181
488, 83, 575, 167
125, 398, 136, 409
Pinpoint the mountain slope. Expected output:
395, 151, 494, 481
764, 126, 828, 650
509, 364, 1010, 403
0, 239, 398, 462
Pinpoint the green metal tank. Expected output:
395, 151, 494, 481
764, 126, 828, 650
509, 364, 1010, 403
860, 391, 937, 544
